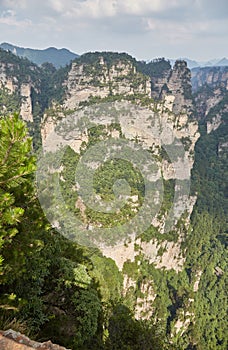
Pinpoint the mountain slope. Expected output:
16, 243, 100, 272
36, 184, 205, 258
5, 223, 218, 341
0, 42, 79, 68
169, 57, 228, 69
0, 50, 227, 350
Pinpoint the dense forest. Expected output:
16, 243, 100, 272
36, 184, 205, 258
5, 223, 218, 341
0, 50, 227, 349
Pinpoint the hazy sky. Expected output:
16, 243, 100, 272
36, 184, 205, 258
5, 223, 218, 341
0, 0, 227, 61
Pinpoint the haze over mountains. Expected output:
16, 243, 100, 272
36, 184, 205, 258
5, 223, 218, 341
1, 42, 228, 70
169, 57, 228, 69
0, 42, 79, 68
0, 43, 227, 350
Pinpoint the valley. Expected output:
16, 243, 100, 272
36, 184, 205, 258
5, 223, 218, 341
0, 47, 227, 350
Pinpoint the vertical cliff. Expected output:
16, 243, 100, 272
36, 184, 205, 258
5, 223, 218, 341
39, 54, 201, 333
0, 48, 227, 349
150, 60, 193, 114
192, 66, 228, 131
191, 66, 228, 92
64, 55, 151, 109
0, 49, 43, 122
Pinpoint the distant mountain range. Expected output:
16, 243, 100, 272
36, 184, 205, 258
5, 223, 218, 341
168, 57, 228, 69
0, 42, 79, 68
1, 42, 228, 70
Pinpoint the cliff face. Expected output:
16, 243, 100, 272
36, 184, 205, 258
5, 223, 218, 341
165, 60, 193, 114
192, 66, 228, 135
0, 329, 70, 350
0, 60, 36, 122
20, 83, 33, 122
41, 55, 199, 277
0, 63, 18, 92
64, 57, 151, 109
191, 66, 228, 92
37, 55, 203, 330
1, 50, 227, 345
151, 60, 193, 114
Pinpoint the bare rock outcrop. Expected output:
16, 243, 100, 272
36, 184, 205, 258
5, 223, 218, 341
40, 98, 199, 276
0, 329, 70, 350
0, 62, 34, 122
64, 57, 151, 109
20, 83, 33, 122
39, 55, 200, 324
191, 66, 228, 92
151, 60, 193, 114
0, 63, 18, 92
165, 60, 193, 114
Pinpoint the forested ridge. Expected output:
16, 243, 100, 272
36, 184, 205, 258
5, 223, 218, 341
0, 50, 227, 349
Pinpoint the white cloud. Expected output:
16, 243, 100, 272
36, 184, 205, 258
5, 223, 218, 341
48, 0, 64, 13
47, 0, 187, 19
69, 0, 167, 18
61, 0, 117, 19
0, 0, 227, 60
0, 8, 31, 26
118, 0, 180, 15
1, 0, 28, 9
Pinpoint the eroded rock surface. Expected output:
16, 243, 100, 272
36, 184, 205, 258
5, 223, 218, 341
64, 57, 151, 109
0, 329, 70, 350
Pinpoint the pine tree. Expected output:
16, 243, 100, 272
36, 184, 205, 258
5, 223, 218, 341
0, 113, 36, 275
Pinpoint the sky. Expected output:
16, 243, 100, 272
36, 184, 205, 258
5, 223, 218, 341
0, 0, 227, 61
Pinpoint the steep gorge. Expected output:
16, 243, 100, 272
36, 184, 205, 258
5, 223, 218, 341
0, 49, 227, 349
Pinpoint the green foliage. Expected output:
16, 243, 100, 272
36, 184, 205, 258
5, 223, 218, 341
84, 155, 144, 229
191, 106, 228, 220
60, 146, 80, 210
0, 87, 21, 115
105, 303, 168, 350
0, 115, 102, 349
77, 51, 136, 69
72, 288, 102, 347
160, 179, 175, 215
0, 114, 36, 274
0, 50, 227, 350
183, 212, 227, 349
122, 260, 139, 280
89, 255, 123, 303
78, 94, 123, 107
79, 93, 155, 108
0, 48, 40, 84
0, 48, 68, 110
139, 225, 160, 242
93, 158, 144, 200
136, 58, 171, 78
41, 64, 69, 104
183, 97, 228, 348
56, 127, 145, 233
